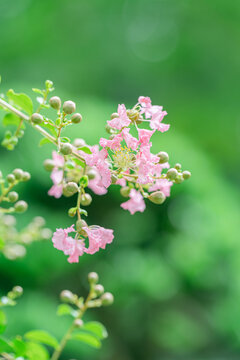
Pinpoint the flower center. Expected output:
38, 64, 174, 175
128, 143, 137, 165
112, 146, 135, 170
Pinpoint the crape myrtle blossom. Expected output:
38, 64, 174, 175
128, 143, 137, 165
48, 151, 65, 198
107, 104, 131, 130
52, 224, 114, 263
138, 96, 169, 132
121, 189, 146, 215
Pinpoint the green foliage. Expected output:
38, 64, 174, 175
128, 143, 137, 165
7, 89, 33, 115
71, 332, 102, 349
24, 330, 59, 349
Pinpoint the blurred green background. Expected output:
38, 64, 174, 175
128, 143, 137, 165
0, 0, 239, 359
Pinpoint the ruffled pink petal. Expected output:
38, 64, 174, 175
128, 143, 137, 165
52, 151, 65, 167
121, 128, 139, 151
120, 189, 146, 215
48, 184, 63, 198
83, 226, 114, 254
107, 104, 131, 130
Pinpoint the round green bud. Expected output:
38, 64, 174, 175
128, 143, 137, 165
127, 109, 140, 122
43, 159, 55, 171
87, 168, 97, 180
60, 143, 72, 155
13, 168, 24, 180
101, 292, 114, 306
81, 193, 92, 206
167, 168, 178, 180
111, 174, 118, 184
49, 96, 61, 110
45, 79, 53, 88
63, 100, 76, 114
182, 170, 191, 180
120, 186, 130, 198
8, 191, 19, 203
22, 172, 31, 181
33, 216, 45, 227
76, 219, 87, 232
109, 134, 115, 140
18, 130, 24, 138
14, 200, 28, 213
88, 272, 99, 284
94, 284, 104, 296
11, 136, 18, 146
157, 151, 169, 164
175, 174, 184, 184
74, 319, 84, 328
73, 138, 86, 147
148, 191, 166, 205
31, 113, 44, 125
71, 113, 82, 124
63, 182, 79, 197
68, 207, 77, 217
105, 124, 113, 134
174, 163, 182, 171
60, 290, 76, 303
111, 112, 119, 120
12, 286, 23, 297
7, 174, 15, 183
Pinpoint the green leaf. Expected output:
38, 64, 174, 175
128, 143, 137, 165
2, 113, 25, 128
0, 311, 6, 334
82, 321, 108, 340
25, 342, 49, 360
57, 304, 76, 317
71, 332, 101, 348
32, 88, 44, 95
61, 137, 70, 143
0, 238, 5, 251
7, 89, 33, 115
24, 330, 59, 349
12, 337, 27, 356
0, 337, 13, 353
39, 138, 52, 147
78, 146, 92, 154
42, 123, 58, 137
73, 158, 85, 168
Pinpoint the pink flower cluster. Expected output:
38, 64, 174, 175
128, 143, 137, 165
52, 224, 114, 263
48, 151, 64, 198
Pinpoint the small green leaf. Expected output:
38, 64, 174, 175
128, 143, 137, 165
2, 113, 25, 128
32, 88, 44, 95
73, 158, 85, 168
0, 337, 13, 353
42, 123, 58, 137
61, 137, 70, 143
0, 311, 6, 334
82, 321, 108, 340
78, 146, 92, 154
57, 304, 75, 317
7, 89, 33, 115
24, 330, 59, 349
25, 342, 49, 360
12, 336, 27, 356
71, 332, 101, 348
39, 138, 52, 147
0, 238, 5, 251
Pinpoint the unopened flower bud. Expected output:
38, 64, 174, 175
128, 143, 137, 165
88, 272, 99, 284
49, 96, 61, 110
31, 113, 43, 125
101, 292, 114, 306
34, 216, 45, 227
60, 143, 72, 155
8, 191, 19, 203
174, 163, 182, 170
14, 200, 28, 213
63, 182, 79, 197
22, 172, 31, 181
71, 113, 82, 124
7, 174, 15, 183
76, 219, 87, 232
11, 136, 18, 146
148, 191, 166, 205
44, 159, 55, 171
105, 124, 113, 134
175, 174, 184, 184
127, 109, 140, 122
74, 319, 84, 328
63, 100, 76, 114
157, 151, 169, 164
45, 80, 53, 88
13, 168, 24, 180
167, 168, 178, 180
111, 112, 119, 120
12, 286, 23, 297
87, 168, 97, 180
182, 170, 191, 180
111, 174, 118, 184
60, 290, 76, 303
109, 134, 115, 140
68, 207, 77, 217
120, 186, 130, 198
81, 193, 92, 206
73, 138, 86, 147
94, 284, 104, 296
18, 129, 24, 138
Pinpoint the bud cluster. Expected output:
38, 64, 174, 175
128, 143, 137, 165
0, 285, 23, 307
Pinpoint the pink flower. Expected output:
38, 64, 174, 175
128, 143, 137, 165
84, 226, 114, 255
121, 189, 146, 215
64, 238, 86, 263
136, 145, 159, 184
121, 128, 139, 151
99, 133, 122, 150
138, 129, 155, 147
52, 225, 75, 251
149, 179, 173, 196
88, 167, 108, 195
107, 104, 131, 130
150, 109, 169, 133
48, 151, 65, 198
138, 96, 152, 118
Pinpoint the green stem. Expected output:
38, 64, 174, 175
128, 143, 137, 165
0, 98, 85, 163
50, 290, 93, 360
